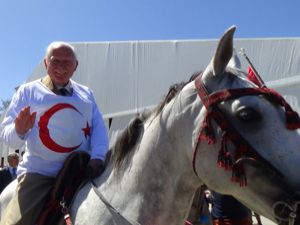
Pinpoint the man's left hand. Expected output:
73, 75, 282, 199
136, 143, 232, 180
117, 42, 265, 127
87, 159, 105, 179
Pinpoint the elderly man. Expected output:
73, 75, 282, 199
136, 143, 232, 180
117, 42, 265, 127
0, 152, 19, 194
0, 42, 109, 225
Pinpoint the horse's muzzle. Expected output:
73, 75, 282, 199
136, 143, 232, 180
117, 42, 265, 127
273, 196, 300, 225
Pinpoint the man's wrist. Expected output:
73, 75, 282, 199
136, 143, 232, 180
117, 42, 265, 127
16, 130, 26, 140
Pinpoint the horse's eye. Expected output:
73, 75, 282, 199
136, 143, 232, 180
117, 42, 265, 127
236, 107, 261, 122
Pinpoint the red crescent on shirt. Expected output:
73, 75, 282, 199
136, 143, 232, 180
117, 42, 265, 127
38, 103, 82, 153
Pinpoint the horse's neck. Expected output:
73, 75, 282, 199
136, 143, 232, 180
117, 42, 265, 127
99, 104, 200, 224
73, 84, 204, 225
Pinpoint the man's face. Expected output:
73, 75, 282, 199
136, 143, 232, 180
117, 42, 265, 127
44, 46, 78, 86
8, 156, 19, 168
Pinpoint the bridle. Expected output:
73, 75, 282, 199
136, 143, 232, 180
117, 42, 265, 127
192, 73, 300, 185
192, 71, 300, 224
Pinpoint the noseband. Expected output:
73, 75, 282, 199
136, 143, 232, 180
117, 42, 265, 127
193, 73, 300, 186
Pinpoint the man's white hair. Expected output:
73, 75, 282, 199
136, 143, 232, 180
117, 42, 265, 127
45, 41, 77, 61
7, 152, 19, 161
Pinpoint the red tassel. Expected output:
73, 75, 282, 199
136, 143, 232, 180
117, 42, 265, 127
231, 163, 247, 187
217, 133, 232, 170
199, 113, 216, 144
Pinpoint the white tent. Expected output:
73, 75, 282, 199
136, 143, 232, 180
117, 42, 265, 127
1, 37, 300, 162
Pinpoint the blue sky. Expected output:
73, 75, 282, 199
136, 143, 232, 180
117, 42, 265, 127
1, 0, 300, 101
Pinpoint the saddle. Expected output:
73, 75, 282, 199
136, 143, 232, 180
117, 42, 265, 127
36, 151, 91, 225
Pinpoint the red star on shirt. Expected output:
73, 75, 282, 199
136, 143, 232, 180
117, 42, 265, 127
82, 122, 91, 139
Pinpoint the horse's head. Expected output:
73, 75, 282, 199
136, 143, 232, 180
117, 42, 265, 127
191, 26, 300, 224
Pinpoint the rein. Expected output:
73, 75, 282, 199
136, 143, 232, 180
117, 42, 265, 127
90, 179, 141, 225
193, 74, 300, 186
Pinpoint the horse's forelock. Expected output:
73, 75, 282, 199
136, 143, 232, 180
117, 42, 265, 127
218, 67, 255, 90
226, 67, 248, 78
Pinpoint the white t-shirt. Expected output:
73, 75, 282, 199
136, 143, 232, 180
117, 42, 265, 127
1, 79, 109, 177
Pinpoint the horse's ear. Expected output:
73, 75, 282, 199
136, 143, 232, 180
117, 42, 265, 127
212, 26, 236, 75
228, 48, 241, 69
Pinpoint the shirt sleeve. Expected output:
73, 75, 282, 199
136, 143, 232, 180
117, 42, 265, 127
0, 86, 28, 149
89, 91, 109, 160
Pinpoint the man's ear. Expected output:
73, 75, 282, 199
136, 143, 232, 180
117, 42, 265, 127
44, 58, 48, 69
74, 60, 79, 71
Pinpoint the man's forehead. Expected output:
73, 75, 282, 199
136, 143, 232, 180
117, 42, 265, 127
8, 153, 19, 159
49, 50, 77, 62
49, 55, 75, 60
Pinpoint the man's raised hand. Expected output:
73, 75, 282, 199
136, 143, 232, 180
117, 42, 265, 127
15, 106, 36, 136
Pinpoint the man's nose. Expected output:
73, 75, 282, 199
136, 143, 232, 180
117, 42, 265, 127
56, 64, 67, 72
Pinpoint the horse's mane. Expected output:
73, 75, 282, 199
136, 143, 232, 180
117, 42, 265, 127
107, 71, 202, 169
